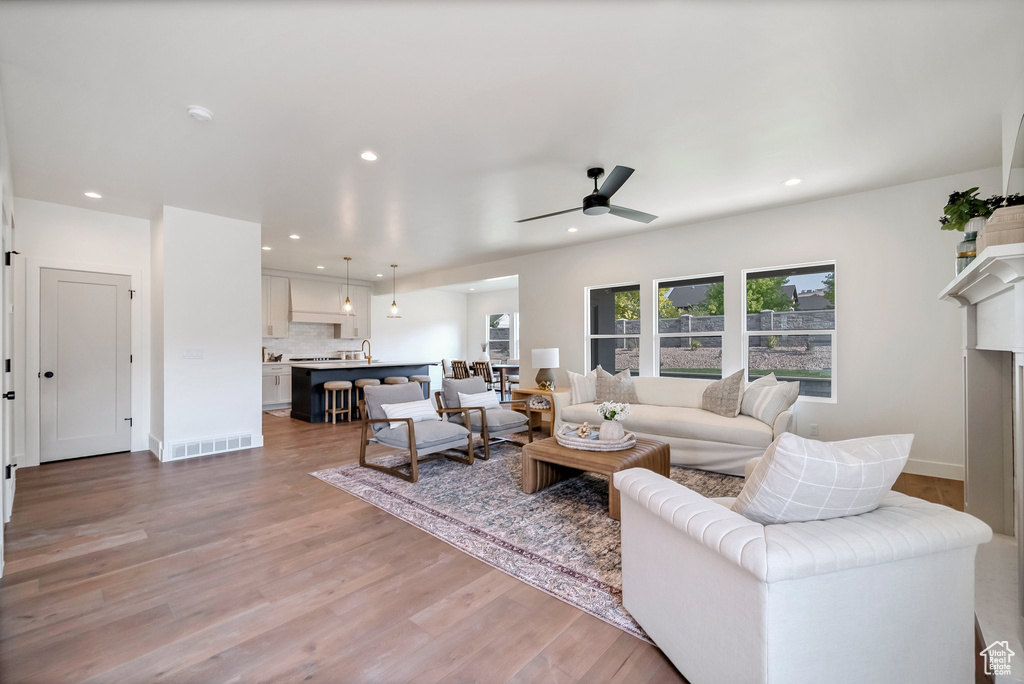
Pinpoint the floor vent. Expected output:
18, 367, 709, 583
166, 432, 256, 461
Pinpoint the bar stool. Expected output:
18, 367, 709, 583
383, 376, 409, 385
354, 378, 381, 418
410, 374, 431, 398
324, 380, 352, 424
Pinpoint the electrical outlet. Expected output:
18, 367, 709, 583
809, 423, 819, 437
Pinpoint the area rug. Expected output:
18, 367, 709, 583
310, 440, 743, 641
263, 409, 292, 418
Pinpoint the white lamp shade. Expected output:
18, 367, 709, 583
532, 348, 559, 368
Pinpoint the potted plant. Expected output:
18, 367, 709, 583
939, 188, 1002, 274
596, 401, 630, 441
978, 193, 1024, 255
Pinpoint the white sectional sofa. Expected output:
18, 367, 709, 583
554, 376, 794, 476
613, 468, 992, 684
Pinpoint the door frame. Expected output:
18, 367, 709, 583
22, 257, 145, 467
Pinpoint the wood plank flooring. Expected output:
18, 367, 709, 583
0, 414, 964, 683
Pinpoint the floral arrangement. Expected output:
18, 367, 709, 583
597, 401, 630, 422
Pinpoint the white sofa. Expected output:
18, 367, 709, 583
554, 376, 794, 476
613, 468, 993, 684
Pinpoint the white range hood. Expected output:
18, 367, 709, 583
289, 278, 346, 324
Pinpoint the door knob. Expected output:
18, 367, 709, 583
44, 371, 54, 378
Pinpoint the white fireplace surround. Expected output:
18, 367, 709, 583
939, 242, 1024, 654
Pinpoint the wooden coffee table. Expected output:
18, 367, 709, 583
521, 436, 670, 520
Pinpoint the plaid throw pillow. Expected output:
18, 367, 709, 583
732, 432, 913, 524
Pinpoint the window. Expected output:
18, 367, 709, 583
743, 263, 835, 399
586, 284, 640, 375
656, 274, 724, 379
487, 313, 517, 363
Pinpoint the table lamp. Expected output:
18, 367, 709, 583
532, 348, 559, 390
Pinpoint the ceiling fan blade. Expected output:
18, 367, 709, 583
609, 205, 658, 224
597, 165, 634, 198
515, 207, 582, 223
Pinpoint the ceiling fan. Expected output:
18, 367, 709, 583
515, 166, 658, 224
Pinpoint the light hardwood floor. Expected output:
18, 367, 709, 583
0, 415, 963, 683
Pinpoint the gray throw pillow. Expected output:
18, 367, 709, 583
595, 366, 638, 403
701, 369, 745, 417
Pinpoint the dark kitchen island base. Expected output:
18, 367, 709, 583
290, 363, 434, 423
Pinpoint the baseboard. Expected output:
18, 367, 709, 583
903, 457, 965, 481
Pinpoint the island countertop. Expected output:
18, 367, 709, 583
289, 361, 439, 370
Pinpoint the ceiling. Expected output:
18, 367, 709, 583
0, 1, 1022, 281
432, 275, 519, 295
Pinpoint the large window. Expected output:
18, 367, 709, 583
656, 274, 725, 379
487, 313, 518, 363
743, 263, 835, 399
586, 284, 640, 375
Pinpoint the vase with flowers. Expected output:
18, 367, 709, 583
596, 401, 631, 441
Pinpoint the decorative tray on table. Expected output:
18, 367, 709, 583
555, 424, 637, 452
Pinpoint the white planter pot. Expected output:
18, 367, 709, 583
965, 216, 988, 234
599, 420, 625, 441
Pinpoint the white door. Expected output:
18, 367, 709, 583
40, 268, 131, 462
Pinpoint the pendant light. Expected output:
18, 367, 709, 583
387, 264, 401, 318
342, 256, 355, 316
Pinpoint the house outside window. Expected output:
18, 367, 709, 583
743, 263, 836, 399
487, 313, 517, 363
656, 274, 725, 379
586, 284, 641, 375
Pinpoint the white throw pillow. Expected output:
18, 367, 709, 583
566, 368, 597, 405
740, 373, 799, 426
732, 432, 913, 524
458, 390, 501, 411
381, 399, 442, 429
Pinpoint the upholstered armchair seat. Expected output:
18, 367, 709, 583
436, 377, 533, 458
375, 420, 471, 450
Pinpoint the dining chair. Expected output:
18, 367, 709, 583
441, 358, 454, 379
472, 361, 498, 391
451, 360, 472, 379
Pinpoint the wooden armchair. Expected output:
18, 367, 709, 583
435, 377, 533, 460
359, 383, 476, 482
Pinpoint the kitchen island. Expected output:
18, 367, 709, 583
290, 361, 436, 423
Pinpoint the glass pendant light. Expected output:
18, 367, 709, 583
387, 264, 401, 318
342, 256, 355, 316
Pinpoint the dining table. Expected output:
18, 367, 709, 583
488, 362, 520, 401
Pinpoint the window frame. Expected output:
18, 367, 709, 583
486, 312, 518, 362
741, 260, 837, 404
654, 272, 726, 380
584, 281, 642, 374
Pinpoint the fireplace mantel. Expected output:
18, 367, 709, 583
939, 242, 1024, 311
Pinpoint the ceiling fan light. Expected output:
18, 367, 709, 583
582, 205, 610, 216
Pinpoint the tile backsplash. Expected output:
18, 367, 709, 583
263, 323, 365, 359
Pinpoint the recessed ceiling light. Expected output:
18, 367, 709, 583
84, 191, 102, 199
376, 273, 384, 277
262, 246, 272, 251
289, 234, 300, 240
361, 151, 378, 161
316, 265, 325, 269
469, 288, 475, 291
783, 178, 803, 186
567, 226, 578, 233
186, 105, 214, 122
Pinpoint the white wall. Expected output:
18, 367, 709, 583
466, 288, 519, 361
369, 289, 468, 391
150, 206, 262, 455
1004, 70, 1024, 193
13, 197, 151, 465
393, 167, 1003, 479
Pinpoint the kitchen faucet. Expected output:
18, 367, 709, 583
361, 339, 371, 364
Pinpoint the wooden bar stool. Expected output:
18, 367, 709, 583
324, 380, 352, 424
383, 376, 409, 384
353, 378, 381, 418
410, 374, 431, 398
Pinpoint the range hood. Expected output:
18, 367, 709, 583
289, 278, 346, 324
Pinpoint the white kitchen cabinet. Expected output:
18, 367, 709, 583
262, 275, 290, 338
262, 364, 292, 406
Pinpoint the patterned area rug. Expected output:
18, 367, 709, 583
311, 438, 743, 641
264, 409, 292, 418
